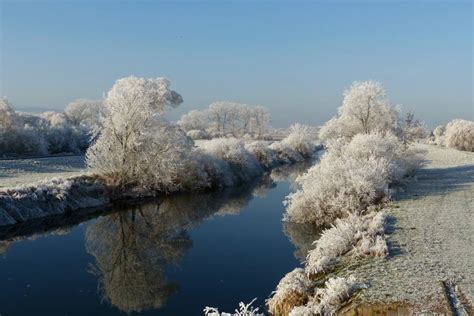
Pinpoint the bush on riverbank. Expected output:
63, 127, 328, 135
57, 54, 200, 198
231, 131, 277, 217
269, 81, 425, 315
445, 119, 474, 152
284, 133, 422, 225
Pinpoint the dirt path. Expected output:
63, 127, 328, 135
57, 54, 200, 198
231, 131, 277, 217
350, 144, 474, 314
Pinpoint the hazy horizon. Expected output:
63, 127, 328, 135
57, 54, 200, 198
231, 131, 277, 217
1, 0, 472, 128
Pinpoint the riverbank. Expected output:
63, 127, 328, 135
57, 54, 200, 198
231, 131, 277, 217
0, 141, 322, 227
345, 144, 473, 314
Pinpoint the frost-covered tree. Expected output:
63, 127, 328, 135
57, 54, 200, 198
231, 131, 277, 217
401, 111, 427, 144
204, 102, 270, 138
0, 99, 17, 129
319, 81, 399, 141
251, 105, 271, 138
0, 99, 48, 156
178, 109, 209, 132
86, 76, 192, 190
444, 119, 474, 152
65, 99, 106, 129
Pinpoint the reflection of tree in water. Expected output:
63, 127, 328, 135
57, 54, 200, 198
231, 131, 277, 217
283, 221, 324, 262
270, 160, 315, 186
274, 160, 324, 262
85, 204, 188, 313
85, 175, 277, 314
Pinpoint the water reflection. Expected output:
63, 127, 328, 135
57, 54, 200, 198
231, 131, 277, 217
85, 174, 283, 313
283, 221, 323, 261
0, 162, 317, 314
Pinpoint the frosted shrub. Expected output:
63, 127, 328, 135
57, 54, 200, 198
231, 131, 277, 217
267, 268, 315, 316
204, 298, 264, 316
245, 141, 279, 169
187, 129, 210, 140
305, 212, 387, 277
284, 142, 389, 225
269, 141, 304, 164
0, 99, 94, 157
269, 124, 316, 164
0, 124, 49, 157
281, 124, 316, 158
432, 125, 446, 146
43, 123, 91, 154
199, 138, 263, 183
285, 133, 421, 225
289, 276, 361, 316
444, 119, 474, 152
180, 149, 235, 190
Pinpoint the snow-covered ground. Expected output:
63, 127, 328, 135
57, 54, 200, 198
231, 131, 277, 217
0, 155, 86, 188
350, 144, 474, 313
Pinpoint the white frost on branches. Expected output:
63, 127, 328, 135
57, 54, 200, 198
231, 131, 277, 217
179, 102, 271, 139
444, 119, 474, 152
0, 98, 96, 157
86, 76, 192, 191
319, 81, 399, 141
284, 133, 422, 225
204, 298, 264, 316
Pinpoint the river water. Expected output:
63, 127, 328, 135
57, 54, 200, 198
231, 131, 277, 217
0, 163, 319, 315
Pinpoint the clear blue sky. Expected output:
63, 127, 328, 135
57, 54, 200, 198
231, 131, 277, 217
0, 0, 472, 127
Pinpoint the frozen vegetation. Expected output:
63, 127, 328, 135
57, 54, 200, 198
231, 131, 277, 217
0, 98, 104, 157
444, 119, 474, 152
204, 299, 264, 316
0, 176, 108, 226
0, 155, 85, 188
0, 165, 299, 313
86, 76, 319, 194
266, 80, 427, 315
284, 133, 423, 225
0, 76, 319, 226
347, 143, 474, 313
179, 102, 271, 139
428, 118, 473, 152
288, 276, 362, 316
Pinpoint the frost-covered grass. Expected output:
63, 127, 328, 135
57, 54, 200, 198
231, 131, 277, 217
267, 212, 387, 315
0, 155, 86, 188
267, 268, 315, 316
289, 276, 362, 316
305, 212, 387, 277
204, 298, 264, 316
